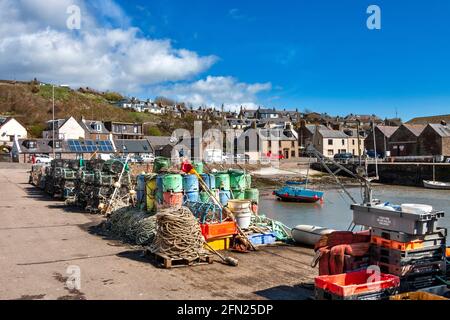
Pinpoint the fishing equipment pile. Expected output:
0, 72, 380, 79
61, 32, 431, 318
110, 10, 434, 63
149, 206, 209, 260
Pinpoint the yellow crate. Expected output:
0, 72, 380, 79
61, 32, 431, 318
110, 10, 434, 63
204, 236, 232, 251
390, 292, 449, 300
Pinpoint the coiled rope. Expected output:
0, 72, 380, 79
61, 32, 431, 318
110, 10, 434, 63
149, 206, 208, 260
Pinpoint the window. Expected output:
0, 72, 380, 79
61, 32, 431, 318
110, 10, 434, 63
352, 139, 355, 145
96, 124, 101, 132
55, 153, 61, 159
133, 126, 138, 134
268, 140, 272, 148
245, 136, 250, 152
328, 139, 333, 145
291, 141, 295, 148
328, 149, 333, 156
342, 139, 345, 146
291, 150, 295, 157
54, 141, 61, 149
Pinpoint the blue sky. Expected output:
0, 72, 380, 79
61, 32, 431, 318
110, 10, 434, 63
124, 0, 450, 120
1, 0, 450, 120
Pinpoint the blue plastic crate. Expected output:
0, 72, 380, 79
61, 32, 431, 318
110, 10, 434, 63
248, 232, 277, 246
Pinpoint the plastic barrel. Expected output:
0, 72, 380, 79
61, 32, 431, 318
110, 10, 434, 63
156, 175, 164, 192
163, 192, 184, 208
156, 191, 163, 204
145, 174, 157, 197
153, 157, 170, 173
218, 190, 231, 206
193, 162, 204, 174
214, 172, 231, 191
200, 173, 215, 190
244, 188, 259, 203
231, 189, 246, 200
136, 174, 146, 203
229, 170, 246, 190
184, 191, 199, 203
162, 174, 183, 192
182, 174, 199, 192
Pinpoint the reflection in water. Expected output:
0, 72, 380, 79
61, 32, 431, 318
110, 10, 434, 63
259, 185, 450, 242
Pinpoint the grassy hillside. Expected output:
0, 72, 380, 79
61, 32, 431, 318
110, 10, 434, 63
406, 114, 450, 124
0, 80, 164, 137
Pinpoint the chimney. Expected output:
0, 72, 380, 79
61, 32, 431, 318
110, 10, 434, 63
441, 120, 447, 126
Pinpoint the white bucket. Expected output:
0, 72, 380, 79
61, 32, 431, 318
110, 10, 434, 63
401, 204, 433, 214
234, 210, 252, 229
227, 199, 251, 211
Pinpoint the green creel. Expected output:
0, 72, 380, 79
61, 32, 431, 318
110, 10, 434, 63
244, 188, 259, 203
153, 157, 171, 173
231, 189, 246, 200
229, 170, 246, 190
214, 172, 231, 191
193, 161, 204, 174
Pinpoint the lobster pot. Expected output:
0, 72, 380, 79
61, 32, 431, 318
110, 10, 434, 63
219, 190, 232, 206
214, 172, 231, 191
162, 174, 183, 193
104, 159, 125, 174
245, 188, 259, 203
163, 192, 184, 208
229, 170, 246, 190
193, 161, 204, 174
200, 191, 211, 203
200, 173, 215, 190
231, 189, 246, 200
146, 194, 157, 213
153, 157, 170, 173
183, 174, 199, 192
184, 191, 199, 203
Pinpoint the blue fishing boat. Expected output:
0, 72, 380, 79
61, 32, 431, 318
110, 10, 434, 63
273, 181, 324, 203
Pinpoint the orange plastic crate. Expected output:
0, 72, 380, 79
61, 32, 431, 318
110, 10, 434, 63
371, 235, 424, 251
315, 270, 400, 297
200, 221, 238, 240
446, 247, 450, 257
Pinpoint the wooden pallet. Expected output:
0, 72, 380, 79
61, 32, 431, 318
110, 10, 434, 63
145, 250, 213, 269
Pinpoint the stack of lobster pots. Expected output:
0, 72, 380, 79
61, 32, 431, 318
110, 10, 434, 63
352, 202, 447, 293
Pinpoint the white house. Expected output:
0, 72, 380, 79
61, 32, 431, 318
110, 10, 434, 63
0, 117, 28, 146
42, 116, 85, 140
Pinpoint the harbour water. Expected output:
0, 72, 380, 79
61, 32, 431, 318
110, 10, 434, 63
259, 185, 450, 243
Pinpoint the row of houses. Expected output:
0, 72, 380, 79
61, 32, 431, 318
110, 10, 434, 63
364, 121, 450, 158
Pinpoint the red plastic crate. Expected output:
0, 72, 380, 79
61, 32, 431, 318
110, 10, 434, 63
200, 221, 238, 240
315, 269, 400, 297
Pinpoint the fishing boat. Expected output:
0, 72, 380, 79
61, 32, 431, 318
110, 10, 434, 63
423, 180, 450, 190
273, 181, 324, 203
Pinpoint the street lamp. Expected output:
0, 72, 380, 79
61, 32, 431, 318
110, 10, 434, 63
52, 85, 55, 159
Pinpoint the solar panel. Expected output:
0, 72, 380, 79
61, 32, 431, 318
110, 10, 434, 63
67, 140, 114, 153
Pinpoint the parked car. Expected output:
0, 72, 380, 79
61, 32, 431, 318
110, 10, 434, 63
366, 150, 382, 158
34, 154, 53, 164
333, 153, 353, 162
139, 154, 155, 163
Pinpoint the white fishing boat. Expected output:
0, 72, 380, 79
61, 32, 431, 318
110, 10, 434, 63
423, 180, 450, 190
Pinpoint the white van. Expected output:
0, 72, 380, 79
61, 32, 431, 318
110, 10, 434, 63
204, 149, 224, 163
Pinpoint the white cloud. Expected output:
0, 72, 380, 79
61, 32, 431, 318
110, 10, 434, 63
0, 0, 216, 92
156, 76, 271, 111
